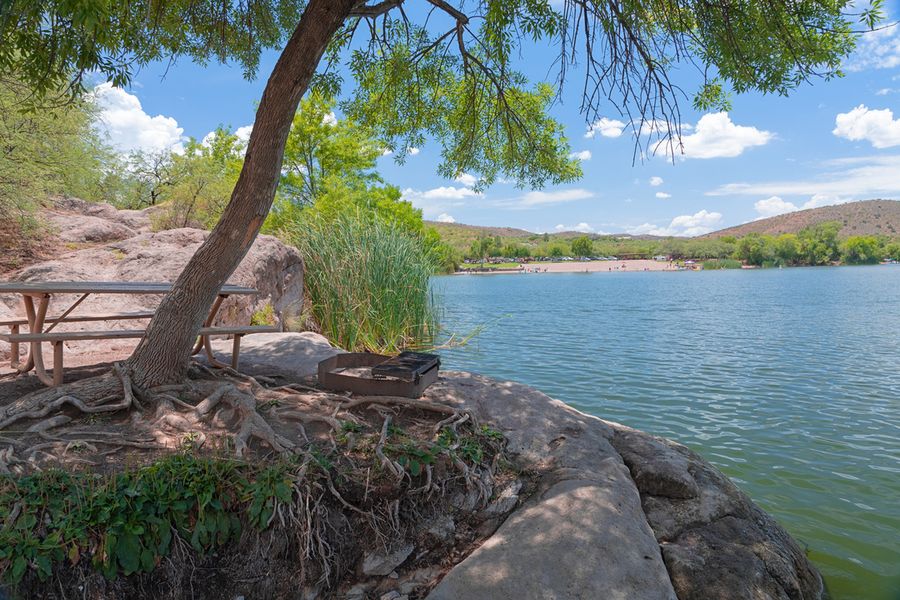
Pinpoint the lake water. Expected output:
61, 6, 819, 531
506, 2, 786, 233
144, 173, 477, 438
433, 266, 900, 600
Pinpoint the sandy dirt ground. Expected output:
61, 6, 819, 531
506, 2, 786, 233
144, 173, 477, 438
460, 259, 683, 274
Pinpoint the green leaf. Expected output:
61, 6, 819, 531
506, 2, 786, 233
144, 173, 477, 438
116, 533, 141, 575
140, 548, 156, 572
35, 554, 53, 580
11, 556, 28, 583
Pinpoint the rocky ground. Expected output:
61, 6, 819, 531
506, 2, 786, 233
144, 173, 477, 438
220, 334, 826, 600
0, 197, 303, 370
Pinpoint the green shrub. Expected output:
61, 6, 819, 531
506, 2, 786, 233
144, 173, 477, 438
286, 211, 438, 353
0, 454, 295, 584
702, 258, 742, 270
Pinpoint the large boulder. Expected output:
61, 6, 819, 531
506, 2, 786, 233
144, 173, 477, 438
0, 200, 303, 365
188, 332, 825, 600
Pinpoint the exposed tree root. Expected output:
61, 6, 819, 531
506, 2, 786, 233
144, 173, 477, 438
0, 359, 490, 492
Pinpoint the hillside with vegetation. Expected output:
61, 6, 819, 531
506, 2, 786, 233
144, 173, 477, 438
704, 200, 900, 238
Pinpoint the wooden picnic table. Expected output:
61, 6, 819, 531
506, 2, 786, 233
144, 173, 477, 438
0, 281, 266, 386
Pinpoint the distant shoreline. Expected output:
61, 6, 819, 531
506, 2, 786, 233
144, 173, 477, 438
455, 259, 682, 274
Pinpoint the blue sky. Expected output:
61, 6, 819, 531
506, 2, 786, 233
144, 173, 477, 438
93, 2, 900, 237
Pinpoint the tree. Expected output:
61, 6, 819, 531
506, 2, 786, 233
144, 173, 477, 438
798, 222, 841, 265
280, 92, 383, 208
773, 234, 800, 266
152, 128, 245, 230
571, 236, 594, 257
885, 241, 900, 262
0, 0, 876, 441
0, 75, 109, 222
840, 235, 882, 265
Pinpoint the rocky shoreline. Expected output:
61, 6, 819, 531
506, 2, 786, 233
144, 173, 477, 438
222, 334, 825, 600
0, 199, 824, 598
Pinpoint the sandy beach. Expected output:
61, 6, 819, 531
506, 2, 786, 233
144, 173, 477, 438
459, 259, 682, 274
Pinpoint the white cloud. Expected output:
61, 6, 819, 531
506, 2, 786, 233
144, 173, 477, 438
455, 172, 478, 187
709, 154, 900, 199
323, 111, 337, 126
649, 176, 664, 187
401, 186, 481, 218
554, 222, 602, 234
628, 209, 723, 237
753, 194, 853, 219
569, 150, 592, 161
585, 117, 625, 139
381, 148, 393, 156
679, 112, 772, 159
201, 124, 252, 149
655, 192, 671, 199
833, 105, 900, 148
235, 125, 253, 145
436, 213, 456, 223
845, 26, 900, 72
875, 88, 897, 96
517, 188, 594, 207
92, 83, 184, 154
407, 147, 420, 156
754, 196, 799, 218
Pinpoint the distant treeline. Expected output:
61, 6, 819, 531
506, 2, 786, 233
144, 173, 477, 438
461, 222, 900, 267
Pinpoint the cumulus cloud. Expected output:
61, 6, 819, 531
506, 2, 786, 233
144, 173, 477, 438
679, 112, 772, 159
407, 147, 420, 156
454, 172, 478, 187
555, 222, 595, 233
569, 150, 592, 161
401, 186, 481, 218
93, 83, 184, 154
754, 196, 799, 218
628, 209, 723, 237
833, 105, 900, 148
753, 194, 853, 219
585, 117, 625, 139
844, 26, 900, 72
515, 188, 594, 207
322, 111, 337, 126
655, 192, 671, 199
649, 176, 664, 187
436, 213, 456, 223
235, 125, 253, 145
709, 154, 900, 199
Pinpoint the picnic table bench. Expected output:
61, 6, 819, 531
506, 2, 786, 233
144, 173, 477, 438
0, 281, 279, 386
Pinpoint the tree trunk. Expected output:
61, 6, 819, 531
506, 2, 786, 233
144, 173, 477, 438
126, 0, 357, 388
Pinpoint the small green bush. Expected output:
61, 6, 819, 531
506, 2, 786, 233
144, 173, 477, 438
0, 454, 297, 584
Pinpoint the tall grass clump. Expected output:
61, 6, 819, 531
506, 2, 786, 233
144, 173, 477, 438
287, 211, 438, 353
702, 258, 742, 270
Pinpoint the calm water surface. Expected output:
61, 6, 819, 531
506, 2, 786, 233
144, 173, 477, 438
433, 266, 900, 600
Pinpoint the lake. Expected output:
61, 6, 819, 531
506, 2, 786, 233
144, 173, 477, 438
433, 266, 900, 600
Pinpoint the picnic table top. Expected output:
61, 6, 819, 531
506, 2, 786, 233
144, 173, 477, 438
0, 281, 259, 295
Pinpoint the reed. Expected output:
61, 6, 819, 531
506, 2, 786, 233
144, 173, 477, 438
287, 211, 438, 354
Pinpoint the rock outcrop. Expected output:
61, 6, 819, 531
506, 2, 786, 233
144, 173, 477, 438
0, 198, 303, 365
225, 335, 825, 600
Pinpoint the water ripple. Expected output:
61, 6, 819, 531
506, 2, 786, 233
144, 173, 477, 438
435, 266, 900, 600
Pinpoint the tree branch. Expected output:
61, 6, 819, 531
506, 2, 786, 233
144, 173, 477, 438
349, 0, 404, 18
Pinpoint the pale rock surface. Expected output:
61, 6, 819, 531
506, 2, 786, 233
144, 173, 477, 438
208, 332, 341, 378
0, 199, 303, 366
215, 335, 824, 600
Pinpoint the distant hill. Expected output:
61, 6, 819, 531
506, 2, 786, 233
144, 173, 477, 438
427, 220, 657, 252
704, 199, 900, 239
